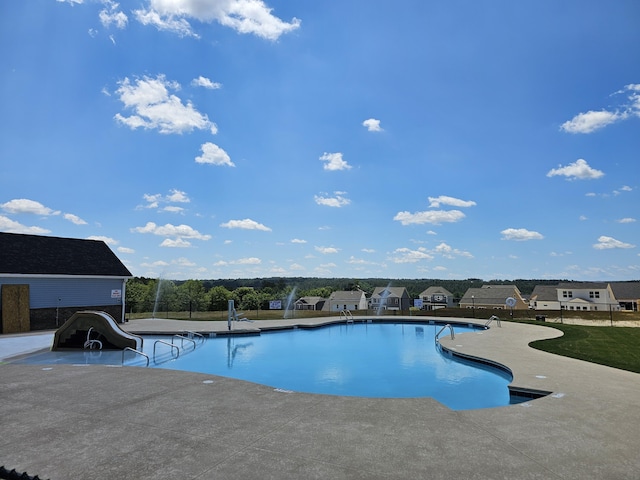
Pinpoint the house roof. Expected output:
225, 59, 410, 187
419, 286, 453, 297
328, 291, 366, 301
460, 285, 524, 304
557, 282, 610, 289
371, 286, 408, 298
0, 232, 132, 277
295, 296, 324, 305
609, 282, 640, 300
529, 285, 559, 302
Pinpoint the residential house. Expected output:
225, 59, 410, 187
610, 282, 640, 311
369, 286, 411, 311
294, 296, 325, 311
556, 282, 619, 312
459, 285, 528, 310
528, 285, 560, 310
323, 290, 368, 312
418, 286, 456, 310
0, 232, 132, 333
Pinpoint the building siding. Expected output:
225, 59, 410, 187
0, 277, 124, 309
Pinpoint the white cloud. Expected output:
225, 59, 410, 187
560, 110, 624, 134
319, 152, 351, 171
593, 236, 635, 250
621, 185, 633, 192
0, 215, 50, 234
191, 76, 222, 89
546, 159, 604, 180
134, 0, 300, 41
160, 238, 192, 247
117, 246, 135, 254
220, 219, 271, 231
139, 189, 190, 211
501, 228, 544, 241
314, 192, 351, 208
389, 247, 434, 263
56, 0, 83, 4
393, 209, 465, 226
362, 248, 375, 253
560, 84, 640, 134
63, 213, 87, 225
428, 196, 476, 208
433, 242, 473, 259
291, 238, 307, 244
114, 75, 217, 134
87, 235, 117, 245
99, 1, 128, 29
1, 198, 60, 216
166, 189, 190, 203
617, 218, 637, 224
133, 8, 197, 37
195, 142, 234, 166
362, 118, 383, 132
132, 222, 211, 240
215, 257, 261, 266
315, 246, 339, 254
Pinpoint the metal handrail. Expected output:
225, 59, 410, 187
183, 331, 206, 346
154, 339, 180, 360
172, 334, 196, 351
122, 347, 150, 367
485, 315, 501, 327
340, 310, 354, 322
435, 324, 455, 343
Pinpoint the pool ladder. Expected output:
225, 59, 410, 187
122, 331, 206, 367
434, 324, 455, 345
340, 309, 354, 323
485, 315, 501, 327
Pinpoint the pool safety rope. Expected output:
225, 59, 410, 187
0, 466, 49, 480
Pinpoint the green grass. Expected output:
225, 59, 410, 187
528, 322, 640, 373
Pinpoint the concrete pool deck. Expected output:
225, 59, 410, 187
1, 316, 640, 479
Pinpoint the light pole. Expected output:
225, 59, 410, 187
472, 295, 475, 318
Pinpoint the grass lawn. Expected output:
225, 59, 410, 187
528, 322, 640, 374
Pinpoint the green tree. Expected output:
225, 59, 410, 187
206, 286, 232, 311
240, 291, 261, 314
176, 279, 206, 316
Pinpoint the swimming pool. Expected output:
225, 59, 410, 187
10, 322, 517, 410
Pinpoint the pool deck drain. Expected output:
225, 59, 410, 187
1, 316, 640, 479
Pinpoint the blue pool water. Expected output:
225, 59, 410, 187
9, 323, 515, 410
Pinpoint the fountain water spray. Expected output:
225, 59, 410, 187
283, 286, 297, 319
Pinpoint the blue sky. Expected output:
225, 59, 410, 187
1, 0, 639, 281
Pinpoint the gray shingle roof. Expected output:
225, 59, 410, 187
0, 232, 132, 277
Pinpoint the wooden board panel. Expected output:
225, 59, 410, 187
2, 284, 30, 333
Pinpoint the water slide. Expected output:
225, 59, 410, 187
52, 310, 142, 351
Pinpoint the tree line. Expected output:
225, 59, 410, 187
125, 276, 566, 313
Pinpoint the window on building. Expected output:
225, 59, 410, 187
589, 291, 600, 299
562, 290, 573, 298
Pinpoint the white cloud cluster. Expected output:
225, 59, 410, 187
0, 216, 50, 234
133, 0, 300, 41
547, 159, 604, 180
389, 241, 472, 264
114, 75, 217, 134
319, 152, 351, 171
428, 196, 476, 208
132, 221, 211, 247
215, 257, 262, 266
394, 195, 473, 226
99, 0, 128, 29
593, 236, 635, 250
501, 228, 544, 241
195, 142, 234, 166
191, 76, 222, 89
393, 209, 465, 226
314, 192, 351, 208
315, 246, 339, 254
362, 118, 383, 132
220, 219, 271, 231
139, 189, 190, 212
560, 84, 640, 134
0, 198, 86, 227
